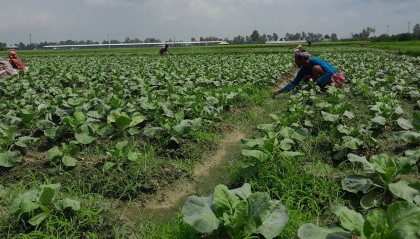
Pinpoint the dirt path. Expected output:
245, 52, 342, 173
117, 126, 246, 222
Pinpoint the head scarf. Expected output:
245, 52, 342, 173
294, 50, 310, 59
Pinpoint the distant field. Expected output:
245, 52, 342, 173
0, 44, 419, 239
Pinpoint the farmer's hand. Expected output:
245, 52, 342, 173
272, 89, 281, 99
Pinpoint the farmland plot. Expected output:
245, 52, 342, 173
0, 48, 293, 237
0, 46, 419, 238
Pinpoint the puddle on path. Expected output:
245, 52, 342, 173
117, 127, 245, 222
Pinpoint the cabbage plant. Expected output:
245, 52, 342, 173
181, 183, 289, 239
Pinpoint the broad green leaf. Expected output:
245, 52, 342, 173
360, 191, 382, 209
279, 127, 294, 138
10, 194, 39, 215
386, 208, 420, 239
45, 146, 63, 161
398, 131, 420, 144
55, 198, 81, 211
44, 126, 66, 139
347, 153, 374, 173
127, 127, 140, 135
230, 183, 252, 200
173, 121, 192, 135
331, 204, 364, 235
280, 138, 294, 151
115, 114, 132, 129
62, 155, 78, 167
241, 149, 267, 161
389, 181, 420, 204
244, 192, 271, 236
342, 175, 373, 193
241, 138, 265, 149
20, 108, 37, 123
86, 111, 102, 119
363, 209, 388, 239
257, 124, 276, 132
386, 216, 420, 239
405, 149, 420, 163
36, 120, 55, 129
130, 114, 146, 126
371, 154, 397, 184
103, 162, 115, 172
182, 195, 220, 233
127, 151, 140, 162
228, 200, 248, 231
298, 223, 352, 239
255, 200, 289, 239
371, 116, 386, 125
39, 184, 60, 206
29, 212, 47, 226
322, 111, 340, 122
73, 111, 86, 124
75, 133, 96, 145
393, 106, 404, 115
397, 118, 413, 130
143, 126, 164, 138
342, 110, 355, 119
386, 201, 420, 228
15, 136, 39, 148
115, 141, 128, 150
342, 136, 363, 150
214, 184, 240, 218
0, 151, 21, 168
282, 151, 305, 157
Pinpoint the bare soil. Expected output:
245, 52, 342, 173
117, 125, 246, 222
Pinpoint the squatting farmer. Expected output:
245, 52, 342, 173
273, 50, 345, 97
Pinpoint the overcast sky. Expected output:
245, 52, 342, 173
1, 0, 419, 45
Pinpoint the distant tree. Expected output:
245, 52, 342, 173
191, 37, 196, 42
18, 42, 26, 49
144, 38, 160, 43
124, 37, 130, 43
0, 42, 6, 50
413, 23, 420, 35
330, 33, 338, 42
273, 33, 278, 41
250, 30, 260, 42
301, 31, 307, 40
232, 35, 245, 44
292, 33, 301, 40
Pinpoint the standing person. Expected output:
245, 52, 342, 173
9, 49, 28, 71
273, 50, 345, 96
159, 44, 169, 56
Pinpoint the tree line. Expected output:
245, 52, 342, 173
1, 24, 419, 50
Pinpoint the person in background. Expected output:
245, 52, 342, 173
9, 49, 29, 71
273, 50, 345, 96
0, 57, 18, 79
159, 44, 169, 56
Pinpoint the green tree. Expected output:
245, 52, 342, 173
250, 30, 260, 42
273, 33, 278, 41
413, 23, 420, 35
330, 33, 338, 42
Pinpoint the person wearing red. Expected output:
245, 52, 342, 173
9, 49, 29, 71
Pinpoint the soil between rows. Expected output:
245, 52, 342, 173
116, 126, 246, 222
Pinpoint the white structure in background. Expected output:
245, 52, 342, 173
43, 41, 228, 49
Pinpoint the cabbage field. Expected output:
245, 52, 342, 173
0, 44, 419, 238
